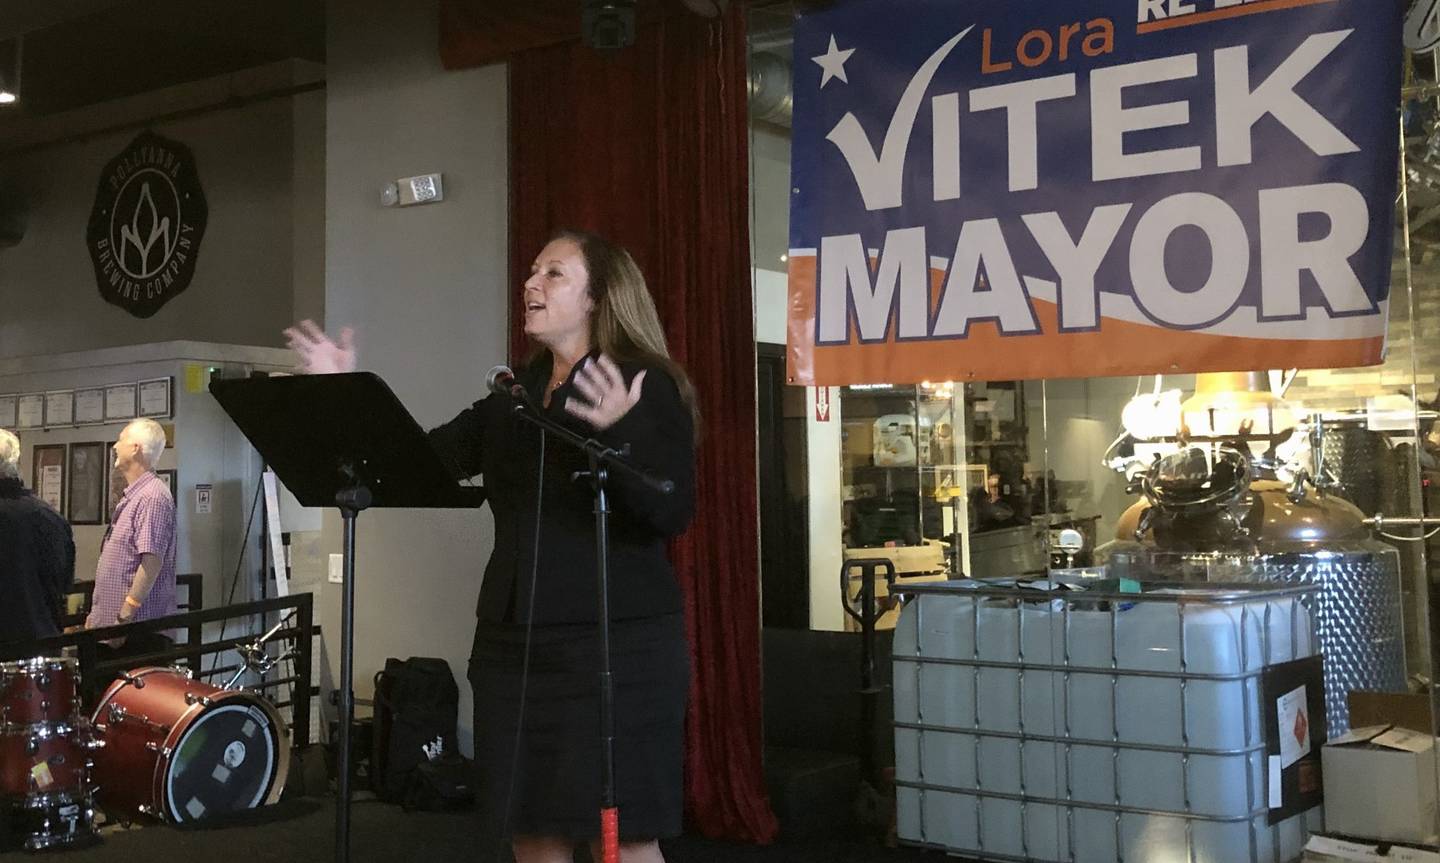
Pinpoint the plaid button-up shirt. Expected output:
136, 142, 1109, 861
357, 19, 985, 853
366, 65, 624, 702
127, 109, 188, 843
86, 471, 177, 628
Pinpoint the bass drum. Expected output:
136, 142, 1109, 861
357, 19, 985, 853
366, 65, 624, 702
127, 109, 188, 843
90, 667, 288, 823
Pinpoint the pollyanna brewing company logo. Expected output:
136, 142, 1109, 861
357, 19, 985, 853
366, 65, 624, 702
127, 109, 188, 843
86, 131, 208, 318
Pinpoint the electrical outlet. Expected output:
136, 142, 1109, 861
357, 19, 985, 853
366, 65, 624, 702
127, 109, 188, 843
328, 554, 344, 584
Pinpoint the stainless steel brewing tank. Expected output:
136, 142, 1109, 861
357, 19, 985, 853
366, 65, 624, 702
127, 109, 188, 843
1108, 482, 1406, 735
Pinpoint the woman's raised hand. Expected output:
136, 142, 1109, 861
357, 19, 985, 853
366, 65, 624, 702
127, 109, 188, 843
283, 319, 358, 374
565, 355, 646, 431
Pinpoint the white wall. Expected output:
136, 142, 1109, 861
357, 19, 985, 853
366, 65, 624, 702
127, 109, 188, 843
323, 0, 508, 755
0, 85, 324, 358
292, 89, 329, 326
754, 267, 787, 346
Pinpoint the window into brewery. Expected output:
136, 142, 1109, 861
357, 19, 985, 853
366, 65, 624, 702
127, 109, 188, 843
748, 2, 1440, 856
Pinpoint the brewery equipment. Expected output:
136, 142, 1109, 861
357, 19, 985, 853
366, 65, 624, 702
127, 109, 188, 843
1108, 444, 1406, 735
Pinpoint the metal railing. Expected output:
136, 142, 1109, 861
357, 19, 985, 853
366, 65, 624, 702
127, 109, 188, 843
0, 593, 315, 748
59, 573, 206, 667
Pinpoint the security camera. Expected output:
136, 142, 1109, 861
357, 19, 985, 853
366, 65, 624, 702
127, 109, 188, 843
679, 0, 728, 16
582, 0, 636, 51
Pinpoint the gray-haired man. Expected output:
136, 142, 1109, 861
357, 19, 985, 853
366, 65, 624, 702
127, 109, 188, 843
86, 419, 177, 643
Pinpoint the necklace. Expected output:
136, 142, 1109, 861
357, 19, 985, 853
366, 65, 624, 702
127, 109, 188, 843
547, 364, 573, 395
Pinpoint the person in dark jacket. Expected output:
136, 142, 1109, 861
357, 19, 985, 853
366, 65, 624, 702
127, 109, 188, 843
284, 229, 698, 863
0, 429, 76, 645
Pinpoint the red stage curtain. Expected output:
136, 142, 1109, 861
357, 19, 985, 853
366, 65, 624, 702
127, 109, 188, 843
438, 0, 684, 71
491, 4, 779, 844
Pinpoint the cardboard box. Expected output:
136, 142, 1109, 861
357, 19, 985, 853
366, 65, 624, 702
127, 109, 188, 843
1348, 691, 1433, 735
1322, 724, 1439, 845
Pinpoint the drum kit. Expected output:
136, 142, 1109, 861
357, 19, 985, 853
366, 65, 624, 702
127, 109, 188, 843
1, 621, 294, 851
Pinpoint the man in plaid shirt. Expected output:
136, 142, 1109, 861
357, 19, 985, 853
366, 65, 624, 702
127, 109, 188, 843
86, 418, 177, 655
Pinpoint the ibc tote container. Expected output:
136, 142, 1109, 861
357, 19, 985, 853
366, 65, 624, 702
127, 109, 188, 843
892, 580, 1322, 863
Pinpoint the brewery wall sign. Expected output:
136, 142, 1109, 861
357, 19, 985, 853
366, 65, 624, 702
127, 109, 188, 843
787, 0, 1401, 385
87, 131, 208, 319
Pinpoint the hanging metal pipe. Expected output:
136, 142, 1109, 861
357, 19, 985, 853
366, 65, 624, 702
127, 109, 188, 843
748, 51, 792, 126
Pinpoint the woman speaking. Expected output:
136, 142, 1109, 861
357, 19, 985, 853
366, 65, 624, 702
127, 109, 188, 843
286, 229, 698, 863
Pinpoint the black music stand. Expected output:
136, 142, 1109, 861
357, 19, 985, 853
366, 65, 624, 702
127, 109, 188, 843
209, 372, 484, 863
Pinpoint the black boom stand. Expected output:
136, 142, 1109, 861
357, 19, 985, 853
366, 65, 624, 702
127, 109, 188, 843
209, 373, 485, 863
505, 395, 673, 863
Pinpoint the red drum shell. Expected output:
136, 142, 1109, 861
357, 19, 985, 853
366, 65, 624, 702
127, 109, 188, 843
0, 723, 91, 797
0, 658, 81, 726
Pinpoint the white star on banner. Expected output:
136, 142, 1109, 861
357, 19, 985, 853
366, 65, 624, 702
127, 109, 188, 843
812, 35, 855, 88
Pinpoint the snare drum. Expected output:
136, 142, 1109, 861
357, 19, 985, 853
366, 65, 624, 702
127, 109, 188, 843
0, 658, 81, 726
90, 667, 289, 823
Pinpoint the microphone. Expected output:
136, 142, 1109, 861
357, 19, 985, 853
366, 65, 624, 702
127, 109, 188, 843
486, 364, 528, 400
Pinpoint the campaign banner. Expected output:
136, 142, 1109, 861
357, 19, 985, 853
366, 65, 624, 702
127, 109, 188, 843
787, 0, 1401, 385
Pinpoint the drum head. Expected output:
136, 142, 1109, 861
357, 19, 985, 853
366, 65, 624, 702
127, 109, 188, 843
163, 700, 281, 823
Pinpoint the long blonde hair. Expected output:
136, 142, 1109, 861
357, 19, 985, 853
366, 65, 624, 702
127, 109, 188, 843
543, 229, 701, 435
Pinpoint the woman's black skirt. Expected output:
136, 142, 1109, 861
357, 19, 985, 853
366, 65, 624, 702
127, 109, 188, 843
468, 612, 688, 844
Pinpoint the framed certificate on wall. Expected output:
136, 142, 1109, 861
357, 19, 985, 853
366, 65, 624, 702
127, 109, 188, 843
0, 394, 16, 428
104, 384, 137, 421
138, 377, 173, 418
17, 394, 45, 429
74, 388, 106, 425
45, 390, 75, 427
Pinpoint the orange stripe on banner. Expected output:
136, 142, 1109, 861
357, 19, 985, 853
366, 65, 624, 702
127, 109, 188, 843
784, 257, 1385, 385
1136, 0, 1338, 34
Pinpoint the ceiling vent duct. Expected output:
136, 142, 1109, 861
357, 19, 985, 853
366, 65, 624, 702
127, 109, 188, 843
748, 51, 792, 127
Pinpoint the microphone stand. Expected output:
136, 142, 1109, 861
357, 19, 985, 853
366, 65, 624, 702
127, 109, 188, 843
506, 393, 672, 863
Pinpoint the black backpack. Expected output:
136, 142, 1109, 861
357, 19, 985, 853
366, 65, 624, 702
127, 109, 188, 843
371, 657, 460, 803
401, 751, 476, 812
